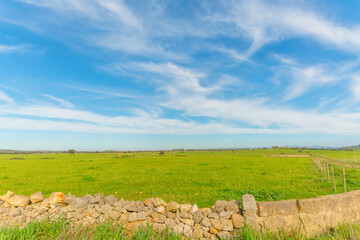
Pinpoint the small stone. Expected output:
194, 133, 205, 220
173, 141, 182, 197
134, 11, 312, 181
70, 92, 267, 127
9, 208, 21, 217
180, 218, 194, 226
128, 212, 138, 222
219, 211, 233, 219
201, 208, 212, 217
104, 195, 118, 206
225, 201, 240, 213
189, 204, 199, 215
127, 221, 146, 232
154, 197, 166, 207
217, 231, 233, 239
48, 192, 64, 204
151, 212, 166, 223
180, 204, 192, 213
214, 200, 226, 212
155, 206, 166, 214
193, 210, 204, 223
210, 218, 223, 231
30, 192, 44, 204
173, 224, 183, 234
94, 193, 104, 198
123, 202, 137, 212
110, 211, 121, 220
231, 213, 244, 228
180, 212, 192, 219
166, 211, 176, 219
165, 218, 177, 229
200, 217, 211, 228
137, 211, 146, 221
166, 201, 179, 212
183, 225, 193, 238
222, 219, 233, 231
193, 224, 203, 239
6, 195, 30, 207
210, 226, 219, 235
208, 212, 219, 219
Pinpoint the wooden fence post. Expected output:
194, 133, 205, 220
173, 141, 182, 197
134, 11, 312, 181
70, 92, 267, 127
327, 163, 330, 181
331, 166, 336, 191
343, 168, 346, 193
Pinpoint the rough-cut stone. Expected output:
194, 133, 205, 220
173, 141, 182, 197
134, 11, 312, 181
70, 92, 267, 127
210, 218, 223, 231
242, 194, 258, 229
193, 224, 202, 239
6, 195, 30, 207
180, 212, 192, 219
103, 195, 118, 206
201, 208, 212, 217
222, 219, 233, 231
30, 192, 44, 204
180, 218, 194, 226
109, 211, 121, 220
218, 231, 233, 239
200, 217, 212, 228
155, 206, 166, 214
166, 201, 179, 212
173, 224, 183, 234
165, 218, 176, 229
154, 198, 166, 207
180, 204, 192, 213
189, 204, 199, 215
48, 192, 64, 205
193, 210, 204, 223
210, 226, 219, 235
225, 200, 240, 213
127, 221, 146, 232
151, 212, 166, 223
183, 224, 193, 238
219, 211, 233, 219
208, 212, 219, 219
128, 212, 138, 222
166, 211, 176, 219
137, 211, 145, 221
231, 213, 244, 228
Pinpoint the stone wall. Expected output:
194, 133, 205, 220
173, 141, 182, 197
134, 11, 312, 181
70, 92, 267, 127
256, 190, 360, 236
1, 190, 360, 239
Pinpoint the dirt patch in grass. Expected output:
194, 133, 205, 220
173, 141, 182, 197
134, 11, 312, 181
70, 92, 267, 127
270, 154, 310, 157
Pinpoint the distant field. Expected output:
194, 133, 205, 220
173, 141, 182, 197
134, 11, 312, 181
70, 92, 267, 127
0, 149, 359, 207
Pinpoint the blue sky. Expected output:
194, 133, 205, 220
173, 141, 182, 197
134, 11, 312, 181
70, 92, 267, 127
1, 0, 360, 150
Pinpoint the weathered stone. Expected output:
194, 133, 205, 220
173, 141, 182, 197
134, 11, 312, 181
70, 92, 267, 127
103, 195, 118, 206
94, 193, 104, 198
201, 208, 212, 217
200, 217, 211, 228
166, 201, 179, 212
241, 194, 258, 228
123, 202, 137, 212
137, 211, 146, 221
166, 211, 176, 219
48, 192, 64, 205
6, 195, 30, 207
214, 200, 226, 212
219, 211, 233, 219
208, 212, 219, 219
180, 218, 194, 226
153, 223, 167, 232
210, 226, 219, 235
30, 192, 44, 204
183, 224, 193, 238
210, 218, 223, 231
165, 218, 177, 229
189, 204, 199, 215
9, 208, 21, 217
180, 212, 192, 219
154, 198, 166, 207
231, 213, 244, 228
127, 221, 146, 232
225, 200, 240, 213
180, 204, 192, 213
222, 219, 233, 231
192, 224, 202, 239
151, 212, 166, 223
109, 211, 121, 220
217, 231, 233, 239
173, 224, 183, 234
193, 210, 204, 223
128, 212, 138, 222
155, 206, 166, 214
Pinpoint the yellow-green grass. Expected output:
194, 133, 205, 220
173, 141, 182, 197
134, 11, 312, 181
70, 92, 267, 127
0, 149, 356, 207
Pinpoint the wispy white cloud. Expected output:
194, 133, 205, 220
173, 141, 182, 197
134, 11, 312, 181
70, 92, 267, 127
219, 0, 360, 58
0, 43, 28, 53
42, 94, 73, 108
0, 90, 13, 103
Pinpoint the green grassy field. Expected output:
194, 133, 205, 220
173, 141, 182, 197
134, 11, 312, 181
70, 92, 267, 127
1, 149, 359, 207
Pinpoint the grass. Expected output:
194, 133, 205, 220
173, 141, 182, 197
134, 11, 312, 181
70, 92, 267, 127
0, 149, 357, 207
1, 217, 360, 239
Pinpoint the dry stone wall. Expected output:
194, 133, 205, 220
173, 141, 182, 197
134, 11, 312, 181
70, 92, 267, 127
0, 190, 360, 239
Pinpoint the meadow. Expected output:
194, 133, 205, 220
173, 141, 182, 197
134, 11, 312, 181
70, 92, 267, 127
0, 148, 358, 207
